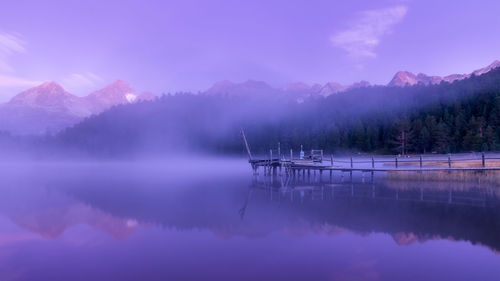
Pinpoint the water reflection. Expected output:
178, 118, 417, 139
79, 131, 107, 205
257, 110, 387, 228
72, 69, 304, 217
0, 184, 138, 240
251, 175, 500, 252
0, 162, 499, 280
4, 169, 498, 252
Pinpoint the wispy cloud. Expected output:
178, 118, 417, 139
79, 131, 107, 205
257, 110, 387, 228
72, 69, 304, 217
331, 5, 408, 59
0, 32, 41, 95
0, 74, 41, 87
0, 32, 26, 73
61, 72, 103, 94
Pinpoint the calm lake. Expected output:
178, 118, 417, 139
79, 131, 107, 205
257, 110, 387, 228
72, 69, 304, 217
0, 158, 499, 281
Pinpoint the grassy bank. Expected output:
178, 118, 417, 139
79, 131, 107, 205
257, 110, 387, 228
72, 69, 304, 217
386, 169, 500, 185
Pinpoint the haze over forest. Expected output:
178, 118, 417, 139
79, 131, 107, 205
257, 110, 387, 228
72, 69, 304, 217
0, 60, 499, 158
3, 2, 500, 281
2, 0, 500, 158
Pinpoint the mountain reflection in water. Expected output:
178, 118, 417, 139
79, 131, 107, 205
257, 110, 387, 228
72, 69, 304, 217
250, 176, 500, 251
0, 160, 499, 281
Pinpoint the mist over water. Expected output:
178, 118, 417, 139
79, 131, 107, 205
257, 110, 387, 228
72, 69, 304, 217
0, 69, 499, 281
2, 1, 500, 279
0, 158, 499, 281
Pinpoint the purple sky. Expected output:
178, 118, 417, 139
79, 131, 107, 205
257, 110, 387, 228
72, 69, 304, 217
0, 0, 499, 101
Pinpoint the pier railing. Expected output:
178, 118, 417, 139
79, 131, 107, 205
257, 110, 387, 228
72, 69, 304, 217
249, 150, 500, 175
324, 153, 498, 169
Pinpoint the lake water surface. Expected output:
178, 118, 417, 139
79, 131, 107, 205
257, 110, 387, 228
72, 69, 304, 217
0, 158, 499, 281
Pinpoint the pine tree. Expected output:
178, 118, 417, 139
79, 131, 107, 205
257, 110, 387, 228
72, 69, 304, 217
433, 120, 450, 153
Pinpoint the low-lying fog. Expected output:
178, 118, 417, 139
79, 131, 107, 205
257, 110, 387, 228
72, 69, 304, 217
0, 157, 500, 280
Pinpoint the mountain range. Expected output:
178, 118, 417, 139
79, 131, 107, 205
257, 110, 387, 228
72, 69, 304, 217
205, 60, 500, 99
1, 60, 499, 135
388, 60, 500, 87
204, 79, 372, 101
0, 80, 156, 134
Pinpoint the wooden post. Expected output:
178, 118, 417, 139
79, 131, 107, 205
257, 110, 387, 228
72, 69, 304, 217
278, 142, 281, 161
350, 157, 353, 168
270, 149, 273, 175
482, 152, 485, 168
371, 156, 375, 181
395, 157, 398, 169
448, 155, 451, 169
420, 155, 423, 169
331, 155, 334, 166
240, 128, 253, 160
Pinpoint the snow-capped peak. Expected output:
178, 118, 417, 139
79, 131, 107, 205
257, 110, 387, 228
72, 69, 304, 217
389, 60, 500, 87
125, 93, 137, 103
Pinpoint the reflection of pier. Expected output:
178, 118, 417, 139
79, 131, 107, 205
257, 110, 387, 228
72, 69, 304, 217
248, 177, 500, 252
251, 175, 498, 208
39, 165, 500, 254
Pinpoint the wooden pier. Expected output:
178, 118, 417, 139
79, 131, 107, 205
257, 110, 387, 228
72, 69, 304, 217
241, 129, 500, 178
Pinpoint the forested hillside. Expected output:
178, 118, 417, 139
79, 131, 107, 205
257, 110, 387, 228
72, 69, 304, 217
52, 68, 500, 157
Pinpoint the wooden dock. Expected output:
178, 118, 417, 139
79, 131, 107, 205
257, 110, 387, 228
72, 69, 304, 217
241, 129, 500, 177
249, 157, 500, 179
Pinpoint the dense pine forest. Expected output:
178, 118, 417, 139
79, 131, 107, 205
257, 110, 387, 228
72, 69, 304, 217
255, 68, 500, 155
2, 67, 500, 158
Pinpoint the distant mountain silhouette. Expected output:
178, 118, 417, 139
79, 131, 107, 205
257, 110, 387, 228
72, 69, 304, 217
9, 81, 90, 116
1, 60, 500, 135
388, 60, 500, 87
51, 66, 500, 156
0, 80, 157, 134
204, 79, 371, 102
204, 61, 500, 98
205, 80, 280, 98
84, 80, 155, 113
